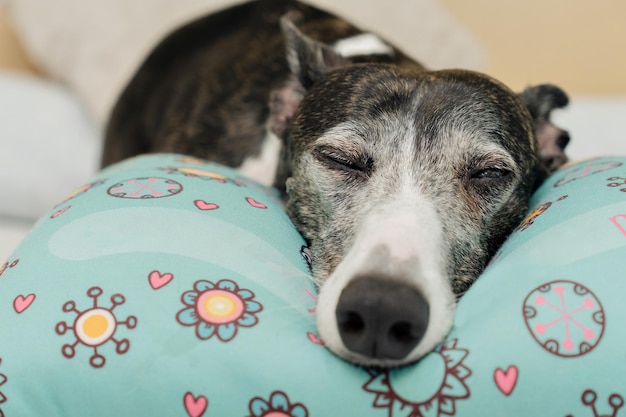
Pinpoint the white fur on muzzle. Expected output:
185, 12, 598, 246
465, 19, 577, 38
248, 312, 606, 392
316, 188, 456, 367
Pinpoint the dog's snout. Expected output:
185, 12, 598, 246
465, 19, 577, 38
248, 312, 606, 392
335, 277, 429, 360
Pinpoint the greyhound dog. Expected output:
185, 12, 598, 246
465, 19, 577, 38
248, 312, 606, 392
102, 0, 570, 367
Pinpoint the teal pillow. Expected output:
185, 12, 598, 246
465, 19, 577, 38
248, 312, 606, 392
1, 154, 625, 416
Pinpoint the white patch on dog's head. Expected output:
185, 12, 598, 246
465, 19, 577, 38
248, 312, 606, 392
313, 119, 456, 367
333, 33, 394, 58
316, 186, 455, 366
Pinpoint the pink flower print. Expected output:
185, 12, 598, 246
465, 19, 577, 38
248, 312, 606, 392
177, 279, 262, 341
107, 177, 183, 199
523, 280, 605, 357
248, 391, 308, 417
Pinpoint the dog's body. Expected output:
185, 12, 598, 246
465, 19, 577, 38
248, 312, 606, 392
101, 0, 420, 187
103, 0, 569, 367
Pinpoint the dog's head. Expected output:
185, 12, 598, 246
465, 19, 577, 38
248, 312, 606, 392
271, 15, 569, 367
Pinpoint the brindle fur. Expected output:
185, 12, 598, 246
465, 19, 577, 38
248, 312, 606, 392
102, 0, 419, 169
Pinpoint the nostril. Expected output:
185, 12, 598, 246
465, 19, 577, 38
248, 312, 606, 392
337, 310, 365, 335
389, 321, 419, 345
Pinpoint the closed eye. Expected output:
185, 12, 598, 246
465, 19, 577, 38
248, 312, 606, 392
315, 146, 371, 174
471, 167, 510, 180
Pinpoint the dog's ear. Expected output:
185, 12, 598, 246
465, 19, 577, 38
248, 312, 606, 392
519, 84, 570, 176
280, 12, 349, 89
269, 13, 349, 138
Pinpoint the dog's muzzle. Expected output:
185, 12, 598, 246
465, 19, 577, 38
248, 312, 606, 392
316, 192, 455, 366
336, 276, 429, 359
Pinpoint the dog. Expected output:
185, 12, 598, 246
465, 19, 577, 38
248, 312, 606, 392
102, 0, 570, 367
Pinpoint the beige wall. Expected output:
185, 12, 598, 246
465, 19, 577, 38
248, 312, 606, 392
0, 12, 36, 73
439, 0, 626, 95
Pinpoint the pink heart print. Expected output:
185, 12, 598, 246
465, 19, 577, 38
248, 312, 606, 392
184, 392, 208, 417
494, 365, 518, 396
245, 197, 267, 209
194, 200, 219, 211
14, 294, 35, 313
149, 270, 173, 289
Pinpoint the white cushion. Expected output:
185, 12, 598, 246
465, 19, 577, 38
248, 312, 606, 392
0, 71, 100, 219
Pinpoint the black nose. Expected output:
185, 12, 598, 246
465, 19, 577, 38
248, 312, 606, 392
335, 277, 429, 360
